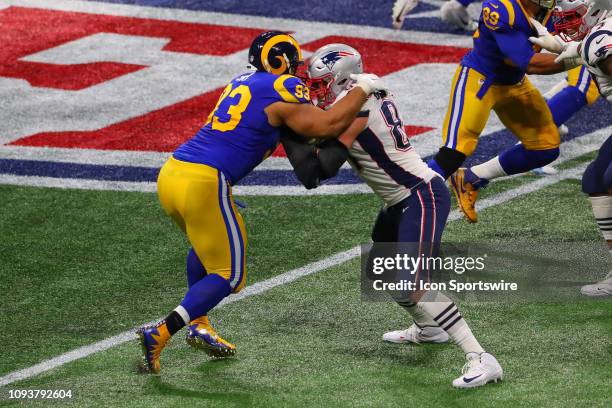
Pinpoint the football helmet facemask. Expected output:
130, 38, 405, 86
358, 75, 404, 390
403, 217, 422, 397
306, 43, 364, 109
553, 0, 611, 41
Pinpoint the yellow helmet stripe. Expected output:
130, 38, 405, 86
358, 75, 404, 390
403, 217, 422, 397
261, 34, 302, 75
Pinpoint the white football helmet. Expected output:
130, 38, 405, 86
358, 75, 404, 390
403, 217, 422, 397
554, 0, 612, 41
306, 44, 363, 109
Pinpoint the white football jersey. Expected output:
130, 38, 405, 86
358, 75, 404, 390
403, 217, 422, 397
580, 14, 612, 101
346, 93, 439, 207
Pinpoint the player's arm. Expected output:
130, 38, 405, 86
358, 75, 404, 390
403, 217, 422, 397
485, 1, 564, 74
281, 128, 350, 189
338, 116, 368, 148
525, 53, 566, 74
267, 74, 385, 139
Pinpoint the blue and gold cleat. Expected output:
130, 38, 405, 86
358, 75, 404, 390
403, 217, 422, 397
137, 321, 171, 374
186, 316, 236, 358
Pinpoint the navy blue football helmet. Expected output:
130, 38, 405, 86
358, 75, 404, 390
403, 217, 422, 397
248, 31, 303, 76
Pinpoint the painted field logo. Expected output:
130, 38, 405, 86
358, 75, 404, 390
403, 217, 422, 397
0, 5, 466, 155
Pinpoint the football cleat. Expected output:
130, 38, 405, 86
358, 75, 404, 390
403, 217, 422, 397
558, 124, 569, 136
440, 0, 478, 32
392, 0, 420, 29
452, 352, 503, 388
185, 316, 236, 358
449, 168, 479, 223
531, 164, 559, 176
383, 324, 449, 344
137, 321, 171, 375
581, 271, 612, 297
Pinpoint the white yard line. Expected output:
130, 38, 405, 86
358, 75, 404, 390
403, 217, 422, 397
0, 162, 586, 387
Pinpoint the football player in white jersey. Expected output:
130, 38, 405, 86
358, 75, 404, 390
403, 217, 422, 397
282, 44, 503, 388
529, 0, 612, 99
530, 0, 612, 296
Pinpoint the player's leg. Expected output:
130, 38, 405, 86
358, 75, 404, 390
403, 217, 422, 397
384, 179, 503, 387
382, 178, 451, 344
430, 66, 494, 223
455, 78, 560, 222
138, 160, 243, 373
429, 66, 494, 178
546, 66, 600, 129
581, 136, 612, 297
181, 171, 247, 356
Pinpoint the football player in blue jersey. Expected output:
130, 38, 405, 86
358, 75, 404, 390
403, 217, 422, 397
426, 0, 587, 223
136, 31, 388, 374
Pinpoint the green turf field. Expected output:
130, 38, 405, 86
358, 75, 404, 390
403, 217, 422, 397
1, 157, 611, 407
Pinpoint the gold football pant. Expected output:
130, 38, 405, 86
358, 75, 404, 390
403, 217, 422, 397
442, 65, 560, 156
157, 157, 247, 293
566, 65, 600, 105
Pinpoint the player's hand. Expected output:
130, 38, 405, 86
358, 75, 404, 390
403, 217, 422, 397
350, 73, 388, 95
554, 41, 580, 63
554, 41, 583, 69
528, 18, 564, 54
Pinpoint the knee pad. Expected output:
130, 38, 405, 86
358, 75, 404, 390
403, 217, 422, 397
590, 195, 612, 241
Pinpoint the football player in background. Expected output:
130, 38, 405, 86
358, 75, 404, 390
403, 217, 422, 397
427, 0, 586, 223
392, 0, 480, 31
532, 0, 612, 295
137, 31, 388, 374
393, 0, 601, 179
284, 44, 503, 388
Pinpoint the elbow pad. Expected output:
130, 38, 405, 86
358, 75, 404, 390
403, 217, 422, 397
316, 139, 349, 180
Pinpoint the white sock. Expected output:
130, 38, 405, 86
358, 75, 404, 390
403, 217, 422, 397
471, 155, 507, 181
590, 195, 612, 242
397, 299, 438, 327
418, 292, 485, 354
174, 305, 190, 325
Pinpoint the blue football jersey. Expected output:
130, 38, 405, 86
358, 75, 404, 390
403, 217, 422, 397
173, 71, 310, 184
462, 0, 553, 85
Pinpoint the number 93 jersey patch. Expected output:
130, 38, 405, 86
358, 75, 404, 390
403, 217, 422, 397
173, 71, 311, 184
481, 0, 508, 31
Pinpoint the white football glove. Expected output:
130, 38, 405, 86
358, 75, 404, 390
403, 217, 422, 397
555, 41, 583, 70
528, 18, 564, 54
350, 73, 388, 95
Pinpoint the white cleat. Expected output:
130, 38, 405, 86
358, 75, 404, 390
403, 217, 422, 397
382, 324, 449, 344
558, 124, 569, 136
452, 352, 503, 388
441, 0, 478, 31
392, 0, 420, 29
581, 271, 612, 297
531, 164, 559, 176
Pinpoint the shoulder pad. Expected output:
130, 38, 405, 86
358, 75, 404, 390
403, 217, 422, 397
273, 75, 311, 104
481, 0, 514, 31
582, 27, 612, 66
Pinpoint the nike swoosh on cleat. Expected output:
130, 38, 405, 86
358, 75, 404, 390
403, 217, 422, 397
463, 374, 483, 383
